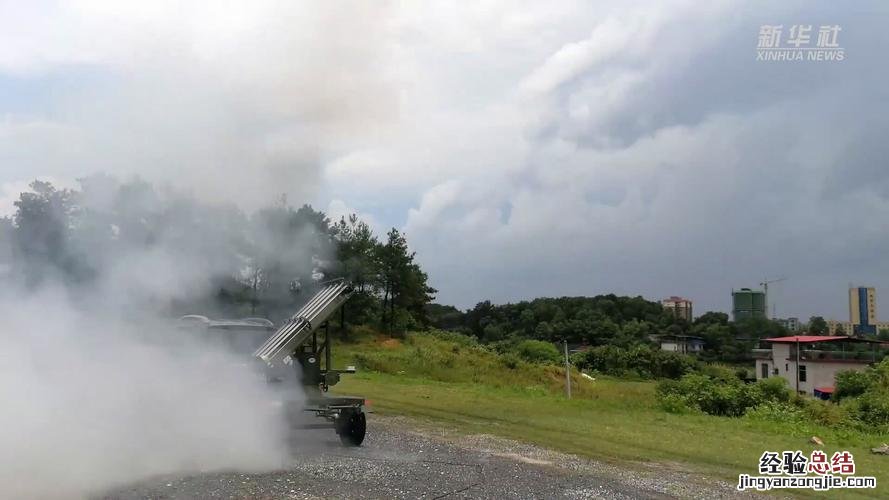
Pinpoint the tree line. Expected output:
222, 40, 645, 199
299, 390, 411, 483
427, 297, 795, 363
0, 176, 434, 331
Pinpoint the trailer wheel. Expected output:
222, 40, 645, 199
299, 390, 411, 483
336, 409, 366, 447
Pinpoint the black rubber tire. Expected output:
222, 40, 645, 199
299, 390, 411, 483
337, 410, 366, 447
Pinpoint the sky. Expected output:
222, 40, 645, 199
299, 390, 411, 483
1, 0, 888, 320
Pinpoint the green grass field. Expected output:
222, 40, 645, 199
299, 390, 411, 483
330, 331, 889, 498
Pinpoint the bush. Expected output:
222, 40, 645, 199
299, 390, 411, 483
854, 392, 889, 427
748, 377, 791, 405
657, 358, 889, 428
429, 329, 481, 348
658, 393, 699, 414
699, 363, 742, 383
651, 350, 697, 379
513, 339, 562, 364
833, 370, 873, 402
745, 401, 805, 424
656, 373, 791, 417
827, 360, 889, 429
500, 352, 522, 369
798, 398, 853, 427
573, 345, 697, 379
573, 345, 628, 375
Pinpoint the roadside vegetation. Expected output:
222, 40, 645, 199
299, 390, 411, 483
333, 329, 889, 498
654, 357, 889, 434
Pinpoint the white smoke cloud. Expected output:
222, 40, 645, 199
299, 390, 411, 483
0, 3, 402, 495
0, 0, 401, 209
0, 287, 291, 499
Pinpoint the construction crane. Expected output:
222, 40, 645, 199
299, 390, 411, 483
760, 277, 788, 319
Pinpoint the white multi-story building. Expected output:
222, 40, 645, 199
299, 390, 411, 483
777, 317, 801, 332
661, 296, 693, 322
753, 335, 885, 398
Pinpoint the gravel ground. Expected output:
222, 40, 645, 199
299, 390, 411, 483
102, 415, 763, 500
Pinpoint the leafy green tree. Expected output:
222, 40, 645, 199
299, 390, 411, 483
694, 311, 729, 326
332, 214, 381, 323
377, 228, 436, 332
519, 309, 537, 334
13, 181, 79, 285
425, 303, 463, 329
534, 321, 554, 341
612, 319, 650, 347
482, 323, 506, 342
333, 215, 378, 291
585, 318, 619, 345
2, 177, 441, 325
734, 317, 787, 340
808, 316, 828, 334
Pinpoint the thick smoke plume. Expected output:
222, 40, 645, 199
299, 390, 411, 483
0, 289, 291, 499
0, 2, 398, 496
0, 175, 341, 498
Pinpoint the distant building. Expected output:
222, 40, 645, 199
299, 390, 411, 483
777, 317, 801, 332
753, 335, 886, 399
661, 296, 693, 322
655, 335, 705, 354
849, 287, 878, 335
827, 319, 850, 336
732, 288, 766, 321
828, 318, 889, 336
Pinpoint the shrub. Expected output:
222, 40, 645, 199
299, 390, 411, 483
748, 377, 791, 406
799, 398, 853, 427
658, 393, 697, 414
854, 392, 889, 427
429, 329, 481, 348
500, 352, 522, 369
514, 339, 562, 364
656, 373, 790, 417
699, 363, 742, 383
651, 350, 697, 379
655, 378, 681, 397
745, 401, 805, 424
833, 370, 873, 402
573, 345, 696, 379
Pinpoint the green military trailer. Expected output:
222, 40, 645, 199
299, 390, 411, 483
179, 279, 366, 446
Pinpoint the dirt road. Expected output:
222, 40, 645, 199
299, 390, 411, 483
103, 415, 754, 499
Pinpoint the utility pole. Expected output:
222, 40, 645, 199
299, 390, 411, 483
761, 277, 788, 319
564, 340, 571, 399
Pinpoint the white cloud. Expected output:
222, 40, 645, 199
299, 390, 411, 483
326, 198, 382, 236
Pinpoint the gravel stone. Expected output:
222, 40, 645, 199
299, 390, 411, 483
101, 415, 770, 499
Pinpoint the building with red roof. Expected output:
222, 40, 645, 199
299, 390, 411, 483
753, 335, 886, 399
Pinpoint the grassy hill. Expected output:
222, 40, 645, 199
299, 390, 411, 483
331, 330, 889, 498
